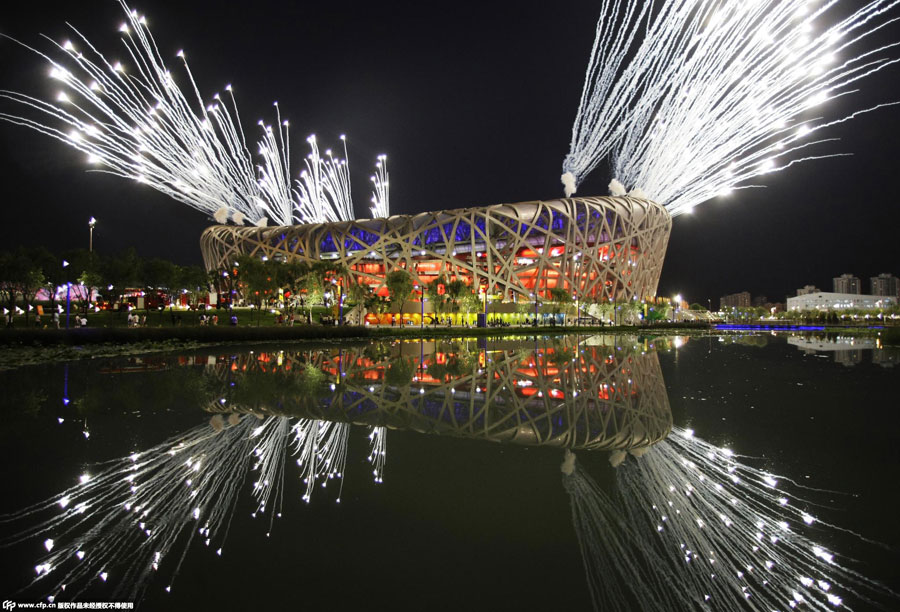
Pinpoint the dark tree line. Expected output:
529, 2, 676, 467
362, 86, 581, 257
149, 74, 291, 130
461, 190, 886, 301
0, 247, 209, 323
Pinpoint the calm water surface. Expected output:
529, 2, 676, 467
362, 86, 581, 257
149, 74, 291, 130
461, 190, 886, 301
1, 333, 898, 611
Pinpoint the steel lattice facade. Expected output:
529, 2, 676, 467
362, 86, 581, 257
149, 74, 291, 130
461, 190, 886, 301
203, 339, 672, 451
200, 196, 672, 302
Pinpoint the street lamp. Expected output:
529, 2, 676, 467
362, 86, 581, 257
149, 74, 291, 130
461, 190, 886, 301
414, 284, 424, 329
88, 217, 97, 253
673, 293, 682, 322
62, 259, 71, 329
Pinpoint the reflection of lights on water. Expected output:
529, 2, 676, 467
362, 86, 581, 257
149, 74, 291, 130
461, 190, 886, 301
563, 427, 896, 611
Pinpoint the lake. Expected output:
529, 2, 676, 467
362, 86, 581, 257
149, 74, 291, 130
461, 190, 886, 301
1, 332, 898, 610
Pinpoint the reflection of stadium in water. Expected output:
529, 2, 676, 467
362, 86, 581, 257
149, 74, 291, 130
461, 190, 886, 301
4, 335, 675, 604
205, 335, 673, 451
4, 334, 897, 610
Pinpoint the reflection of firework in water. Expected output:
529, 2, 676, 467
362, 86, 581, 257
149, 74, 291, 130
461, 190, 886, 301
0, 1, 386, 227
1, 412, 358, 602
563, 0, 900, 215
563, 427, 897, 611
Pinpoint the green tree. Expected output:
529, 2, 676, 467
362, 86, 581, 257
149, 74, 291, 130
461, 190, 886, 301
4, 248, 47, 325
459, 291, 481, 318
444, 279, 469, 313
102, 248, 141, 307
0, 251, 17, 316
386, 269, 414, 310
20, 266, 45, 326
143, 257, 178, 308
384, 356, 415, 387
345, 276, 371, 306
427, 274, 451, 315
234, 255, 277, 323
176, 265, 209, 304
548, 287, 572, 318
276, 261, 309, 310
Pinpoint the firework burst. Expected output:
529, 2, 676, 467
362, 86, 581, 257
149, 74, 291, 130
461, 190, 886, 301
563, 0, 900, 215
0, 1, 386, 227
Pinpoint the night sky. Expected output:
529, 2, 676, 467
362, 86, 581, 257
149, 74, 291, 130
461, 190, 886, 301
2, 0, 899, 306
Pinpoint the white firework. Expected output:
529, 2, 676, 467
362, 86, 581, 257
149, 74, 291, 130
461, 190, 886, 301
2, 411, 376, 602
563, 427, 897, 611
1, 415, 256, 601
294, 135, 355, 224
291, 419, 351, 504
0, 1, 380, 227
370, 154, 390, 218
562, 0, 900, 215
367, 426, 387, 483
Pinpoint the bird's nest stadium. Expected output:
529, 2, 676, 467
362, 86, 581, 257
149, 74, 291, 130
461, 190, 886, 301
200, 195, 672, 305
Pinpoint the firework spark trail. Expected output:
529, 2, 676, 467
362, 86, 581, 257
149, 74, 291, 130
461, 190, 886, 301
563, 0, 900, 215
254, 105, 295, 227
608, 427, 895, 610
562, 450, 683, 611
0, 2, 273, 224
248, 416, 293, 536
367, 426, 387, 483
3, 411, 378, 603
370, 154, 390, 218
0, 415, 256, 602
291, 419, 351, 504
293, 135, 358, 224
0, 1, 385, 227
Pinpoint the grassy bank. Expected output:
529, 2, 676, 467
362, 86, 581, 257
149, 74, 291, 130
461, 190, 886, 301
2, 322, 895, 371
0, 320, 716, 346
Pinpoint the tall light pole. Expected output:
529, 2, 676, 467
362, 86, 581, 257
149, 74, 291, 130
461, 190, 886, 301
89, 217, 97, 253
414, 284, 424, 329
62, 260, 71, 329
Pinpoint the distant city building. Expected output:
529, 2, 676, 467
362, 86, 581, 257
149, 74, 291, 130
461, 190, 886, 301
752, 295, 768, 307
870, 273, 899, 298
720, 291, 751, 310
796, 285, 820, 296
786, 292, 896, 311
872, 348, 899, 368
832, 273, 861, 294
787, 336, 877, 352
834, 350, 864, 367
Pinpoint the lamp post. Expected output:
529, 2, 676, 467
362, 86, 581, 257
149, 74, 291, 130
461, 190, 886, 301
89, 217, 96, 253
65, 282, 72, 329
532, 292, 538, 326
414, 285, 424, 329
62, 260, 71, 329
332, 278, 343, 324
